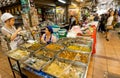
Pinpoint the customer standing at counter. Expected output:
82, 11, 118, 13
1, 13, 22, 50
41, 26, 57, 44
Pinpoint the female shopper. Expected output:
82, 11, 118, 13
1, 13, 23, 50
105, 10, 114, 41
41, 26, 57, 44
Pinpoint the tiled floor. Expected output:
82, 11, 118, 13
0, 30, 120, 78
87, 30, 120, 78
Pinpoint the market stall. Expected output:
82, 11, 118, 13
5, 36, 93, 78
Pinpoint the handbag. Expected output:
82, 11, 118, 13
106, 25, 113, 30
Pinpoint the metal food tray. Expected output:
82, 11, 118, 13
6, 49, 30, 61
19, 42, 33, 49
34, 48, 60, 60
57, 52, 88, 67
45, 43, 65, 52
42, 59, 71, 77
42, 58, 87, 78
66, 44, 92, 54
23, 57, 52, 71
27, 43, 45, 52
59, 64, 86, 78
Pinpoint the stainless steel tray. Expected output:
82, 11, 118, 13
66, 44, 91, 53
34, 49, 60, 59
57, 49, 92, 65
42, 59, 70, 77
42, 58, 87, 78
45, 43, 65, 52
23, 57, 51, 71
6, 49, 30, 61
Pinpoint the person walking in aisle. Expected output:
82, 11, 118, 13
105, 10, 114, 41
1, 13, 23, 50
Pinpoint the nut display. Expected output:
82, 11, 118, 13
58, 51, 76, 60
8, 49, 29, 60
45, 43, 64, 51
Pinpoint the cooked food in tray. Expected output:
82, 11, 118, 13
58, 50, 76, 60
24, 57, 47, 70
75, 53, 89, 64
34, 49, 58, 58
45, 43, 64, 51
60, 65, 84, 78
81, 46, 91, 52
8, 49, 29, 60
67, 45, 82, 51
43, 60, 69, 77
67, 45, 91, 52
28, 43, 42, 51
20, 43, 32, 48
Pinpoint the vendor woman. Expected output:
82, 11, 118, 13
1, 13, 23, 50
41, 26, 57, 44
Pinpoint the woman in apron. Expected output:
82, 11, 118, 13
41, 26, 57, 44
1, 13, 22, 50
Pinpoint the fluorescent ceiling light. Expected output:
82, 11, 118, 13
58, 0, 66, 4
81, 0, 83, 2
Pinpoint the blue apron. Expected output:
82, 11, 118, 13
44, 34, 52, 44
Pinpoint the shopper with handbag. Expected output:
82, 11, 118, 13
105, 10, 114, 41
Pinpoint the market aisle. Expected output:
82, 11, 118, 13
87, 30, 120, 78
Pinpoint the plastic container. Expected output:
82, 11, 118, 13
58, 29, 67, 38
52, 25, 60, 33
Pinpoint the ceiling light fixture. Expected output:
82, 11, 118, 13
58, 0, 66, 4
81, 0, 83, 2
